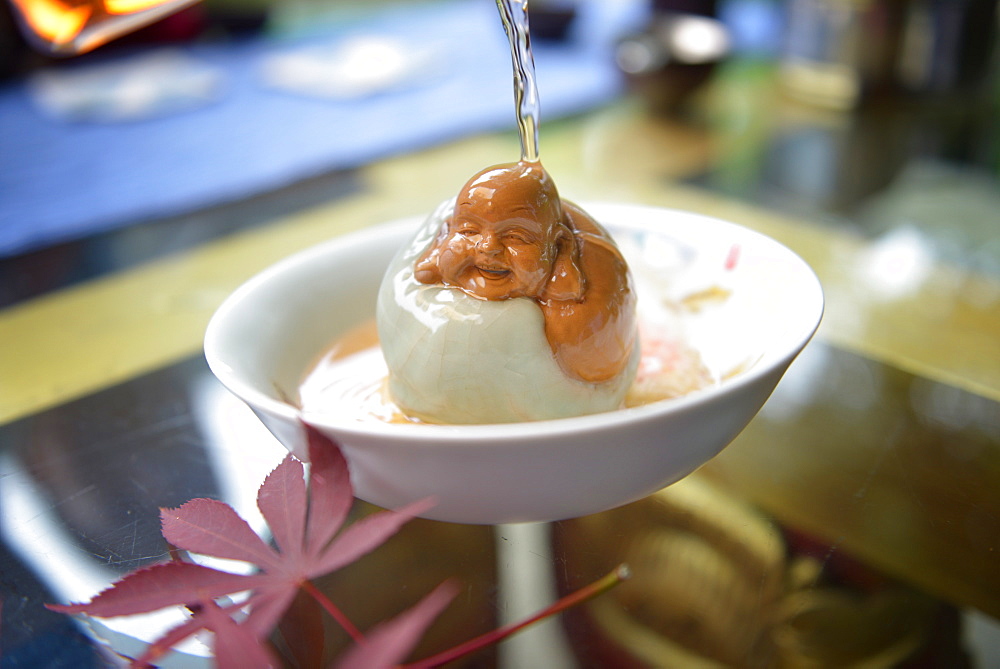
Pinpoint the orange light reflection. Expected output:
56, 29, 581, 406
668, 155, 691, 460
11, 0, 91, 48
104, 0, 179, 14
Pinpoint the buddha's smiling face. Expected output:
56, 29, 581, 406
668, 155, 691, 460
437, 199, 555, 300
423, 162, 565, 301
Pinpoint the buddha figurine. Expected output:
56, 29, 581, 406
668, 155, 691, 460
376, 161, 640, 424
415, 161, 636, 384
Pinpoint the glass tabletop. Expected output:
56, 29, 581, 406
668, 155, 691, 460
1, 31, 998, 669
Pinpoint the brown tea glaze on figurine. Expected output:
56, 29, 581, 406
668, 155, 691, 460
415, 161, 637, 384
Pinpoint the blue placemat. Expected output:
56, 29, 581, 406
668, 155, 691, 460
0, 0, 646, 257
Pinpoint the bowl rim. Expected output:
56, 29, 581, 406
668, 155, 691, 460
205, 203, 824, 444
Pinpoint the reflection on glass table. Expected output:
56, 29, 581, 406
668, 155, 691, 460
2, 331, 998, 665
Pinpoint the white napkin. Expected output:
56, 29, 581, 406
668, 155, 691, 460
28, 49, 224, 123
260, 35, 444, 99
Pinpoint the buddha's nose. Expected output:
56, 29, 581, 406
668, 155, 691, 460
477, 233, 502, 255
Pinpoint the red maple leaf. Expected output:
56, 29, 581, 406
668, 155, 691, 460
47, 423, 629, 668
49, 424, 450, 668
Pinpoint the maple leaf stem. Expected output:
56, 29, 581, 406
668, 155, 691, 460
400, 564, 630, 669
300, 579, 366, 645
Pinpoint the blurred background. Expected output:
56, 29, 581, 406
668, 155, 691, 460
1, 0, 997, 299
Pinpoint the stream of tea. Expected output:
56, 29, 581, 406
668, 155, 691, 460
496, 0, 541, 163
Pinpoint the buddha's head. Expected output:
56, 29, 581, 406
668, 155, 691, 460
415, 161, 583, 302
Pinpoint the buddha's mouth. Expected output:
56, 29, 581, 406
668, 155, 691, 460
477, 266, 510, 279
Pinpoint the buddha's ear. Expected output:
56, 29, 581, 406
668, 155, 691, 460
414, 218, 449, 284
542, 224, 584, 302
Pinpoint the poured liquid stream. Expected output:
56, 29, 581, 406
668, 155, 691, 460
496, 0, 541, 163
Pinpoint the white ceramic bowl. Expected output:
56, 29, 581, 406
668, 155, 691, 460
204, 203, 823, 524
